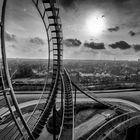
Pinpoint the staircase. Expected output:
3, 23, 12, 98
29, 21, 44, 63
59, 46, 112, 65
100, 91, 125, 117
29, 0, 63, 138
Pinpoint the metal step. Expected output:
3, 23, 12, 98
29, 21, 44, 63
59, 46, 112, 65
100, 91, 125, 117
54, 54, 62, 56
52, 37, 63, 40
37, 123, 44, 130
65, 96, 72, 100
65, 102, 73, 106
45, 7, 59, 12
53, 63, 62, 67
43, 0, 56, 3
49, 23, 61, 27
53, 43, 63, 45
64, 111, 73, 116
48, 16, 60, 19
64, 116, 73, 121
65, 108, 73, 112
64, 121, 73, 126
52, 30, 62, 33
53, 48, 63, 51
64, 120, 73, 125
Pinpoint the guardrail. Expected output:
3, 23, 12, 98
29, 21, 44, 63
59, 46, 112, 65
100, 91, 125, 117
87, 111, 140, 140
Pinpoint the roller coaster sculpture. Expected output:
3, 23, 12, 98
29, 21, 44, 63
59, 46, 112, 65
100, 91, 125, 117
1, 0, 140, 140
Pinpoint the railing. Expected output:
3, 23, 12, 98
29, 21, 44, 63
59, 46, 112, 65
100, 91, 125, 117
0, 0, 63, 139
102, 113, 140, 140
87, 111, 140, 140
57, 73, 65, 140
58, 68, 74, 140
0, 0, 34, 139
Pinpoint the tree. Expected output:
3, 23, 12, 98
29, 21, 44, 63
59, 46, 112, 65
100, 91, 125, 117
15, 64, 34, 78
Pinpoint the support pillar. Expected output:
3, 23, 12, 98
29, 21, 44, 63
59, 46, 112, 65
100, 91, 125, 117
74, 87, 76, 107
53, 105, 56, 140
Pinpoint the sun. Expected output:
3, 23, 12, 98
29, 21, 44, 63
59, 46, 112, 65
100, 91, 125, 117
86, 12, 106, 36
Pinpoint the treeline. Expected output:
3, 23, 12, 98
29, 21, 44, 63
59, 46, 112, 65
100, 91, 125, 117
14, 64, 34, 78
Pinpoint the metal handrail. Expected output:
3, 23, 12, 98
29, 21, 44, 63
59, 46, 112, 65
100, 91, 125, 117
64, 68, 74, 140
87, 111, 131, 139
58, 68, 74, 140
102, 113, 140, 140
72, 81, 110, 107
57, 73, 65, 140
1, 0, 31, 139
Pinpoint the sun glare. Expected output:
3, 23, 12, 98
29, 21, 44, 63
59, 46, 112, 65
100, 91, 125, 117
86, 12, 106, 36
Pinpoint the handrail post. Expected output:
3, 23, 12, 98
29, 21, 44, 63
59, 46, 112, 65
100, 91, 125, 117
61, 77, 63, 112
75, 87, 76, 107
53, 104, 56, 140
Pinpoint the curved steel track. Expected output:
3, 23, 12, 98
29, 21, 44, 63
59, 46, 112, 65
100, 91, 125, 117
58, 68, 74, 140
0, 0, 63, 139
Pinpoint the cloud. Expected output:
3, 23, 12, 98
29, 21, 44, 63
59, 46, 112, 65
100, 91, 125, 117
60, 0, 132, 9
108, 26, 120, 32
63, 38, 82, 47
5, 32, 16, 42
29, 37, 45, 46
134, 45, 140, 52
84, 41, 105, 50
128, 30, 140, 36
128, 31, 136, 36
109, 41, 131, 50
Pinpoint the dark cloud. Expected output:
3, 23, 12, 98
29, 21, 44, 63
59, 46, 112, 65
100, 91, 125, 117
5, 32, 16, 42
84, 41, 105, 50
29, 37, 45, 46
108, 26, 120, 32
128, 30, 140, 36
63, 38, 82, 47
134, 45, 140, 52
109, 41, 131, 50
129, 31, 136, 36
114, 0, 131, 4
60, 0, 132, 9
60, 0, 76, 9
59, 0, 140, 32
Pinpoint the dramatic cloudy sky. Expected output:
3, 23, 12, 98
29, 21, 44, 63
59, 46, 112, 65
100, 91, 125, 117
1, 0, 140, 60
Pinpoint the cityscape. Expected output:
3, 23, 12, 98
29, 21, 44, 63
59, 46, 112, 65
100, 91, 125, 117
6, 59, 140, 91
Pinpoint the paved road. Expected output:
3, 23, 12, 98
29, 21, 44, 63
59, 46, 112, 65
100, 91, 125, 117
14, 89, 139, 94
14, 89, 140, 104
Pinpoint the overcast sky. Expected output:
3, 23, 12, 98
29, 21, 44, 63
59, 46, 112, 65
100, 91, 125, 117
1, 0, 140, 60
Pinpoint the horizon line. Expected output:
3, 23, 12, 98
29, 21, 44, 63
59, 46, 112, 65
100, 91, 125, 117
0, 58, 139, 61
